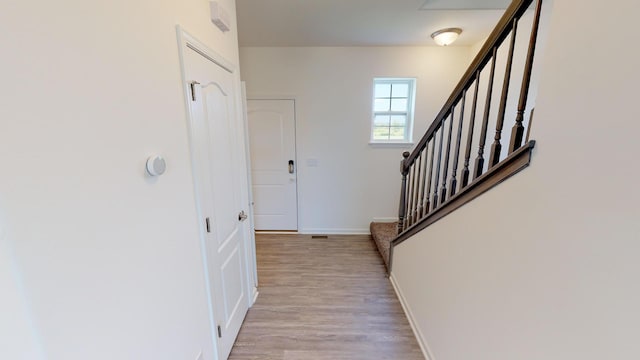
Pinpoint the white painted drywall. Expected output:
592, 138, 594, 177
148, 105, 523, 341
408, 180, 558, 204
0, 0, 247, 359
239, 46, 470, 233
0, 223, 44, 359
391, 0, 640, 359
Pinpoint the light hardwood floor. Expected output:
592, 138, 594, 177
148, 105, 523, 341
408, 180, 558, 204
228, 234, 424, 360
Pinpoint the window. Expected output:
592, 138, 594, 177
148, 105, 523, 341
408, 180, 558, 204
371, 78, 416, 144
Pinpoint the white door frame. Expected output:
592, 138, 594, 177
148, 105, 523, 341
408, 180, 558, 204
246, 95, 300, 233
240, 83, 259, 298
176, 25, 257, 359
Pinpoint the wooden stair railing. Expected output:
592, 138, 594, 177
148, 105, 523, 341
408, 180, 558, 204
391, 0, 543, 259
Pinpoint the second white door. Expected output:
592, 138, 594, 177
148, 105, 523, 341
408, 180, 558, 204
247, 99, 298, 231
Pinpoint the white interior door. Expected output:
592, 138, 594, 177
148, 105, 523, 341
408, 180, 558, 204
184, 44, 248, 360
247, 99, 298, 231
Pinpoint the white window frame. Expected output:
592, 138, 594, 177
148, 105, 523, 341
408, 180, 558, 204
370, 77, 416, 145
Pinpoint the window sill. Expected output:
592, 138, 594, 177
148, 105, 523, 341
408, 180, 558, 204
368, 142, 414, 148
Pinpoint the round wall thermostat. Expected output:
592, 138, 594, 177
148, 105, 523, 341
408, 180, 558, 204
146, 155, 167, 176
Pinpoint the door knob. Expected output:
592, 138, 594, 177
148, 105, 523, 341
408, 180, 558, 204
238, 210, 248, 222
288, 160, 295, 174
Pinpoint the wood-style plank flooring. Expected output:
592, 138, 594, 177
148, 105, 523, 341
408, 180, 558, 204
229, 234, 424, 360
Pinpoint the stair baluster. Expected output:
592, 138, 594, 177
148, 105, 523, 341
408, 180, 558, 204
510, 0, 543, 153
489, 19, 518, 167
474, 47, 498, 179
440, 109, 455, 203
450, 91, 466, 197
411, 153, 422, 224
417, 147, 428, 219
425, 140, 435, 214
432, 126, 445, 208
407, 162, 416, 226
461, 72, 480, 188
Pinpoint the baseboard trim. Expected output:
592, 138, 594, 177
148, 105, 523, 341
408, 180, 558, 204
372, 217, 398, 223
299, 228, 370, 235
389, 273, 435, 360
255, 231, 299, 235
251, 287, 259, 306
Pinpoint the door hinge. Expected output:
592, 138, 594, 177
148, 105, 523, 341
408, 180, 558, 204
217, 325, 222, 338
190, 81, 200, 101
205, 217, 211, 233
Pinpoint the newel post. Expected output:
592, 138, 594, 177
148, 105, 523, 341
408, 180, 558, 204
397, 151, 411, 234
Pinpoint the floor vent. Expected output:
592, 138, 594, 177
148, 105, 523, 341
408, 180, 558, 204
311, 235, 329, 239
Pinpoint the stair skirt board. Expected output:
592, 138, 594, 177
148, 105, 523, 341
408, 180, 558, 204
390, 273, 435, 360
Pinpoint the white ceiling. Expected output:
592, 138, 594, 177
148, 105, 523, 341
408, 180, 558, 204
236, 0, 511, 47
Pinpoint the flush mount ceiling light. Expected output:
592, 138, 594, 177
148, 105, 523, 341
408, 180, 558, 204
431, 28, 463, 46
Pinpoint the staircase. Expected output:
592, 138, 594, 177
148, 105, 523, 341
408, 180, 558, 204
395, 0, 541, 240
372, 0, 544, 272
369, 221, 397, 269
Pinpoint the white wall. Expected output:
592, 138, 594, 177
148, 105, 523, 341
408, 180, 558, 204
0, 224, 43, 359
392, 1, 640, 359
240, 46, 470, 233
0, 0, 245, 359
